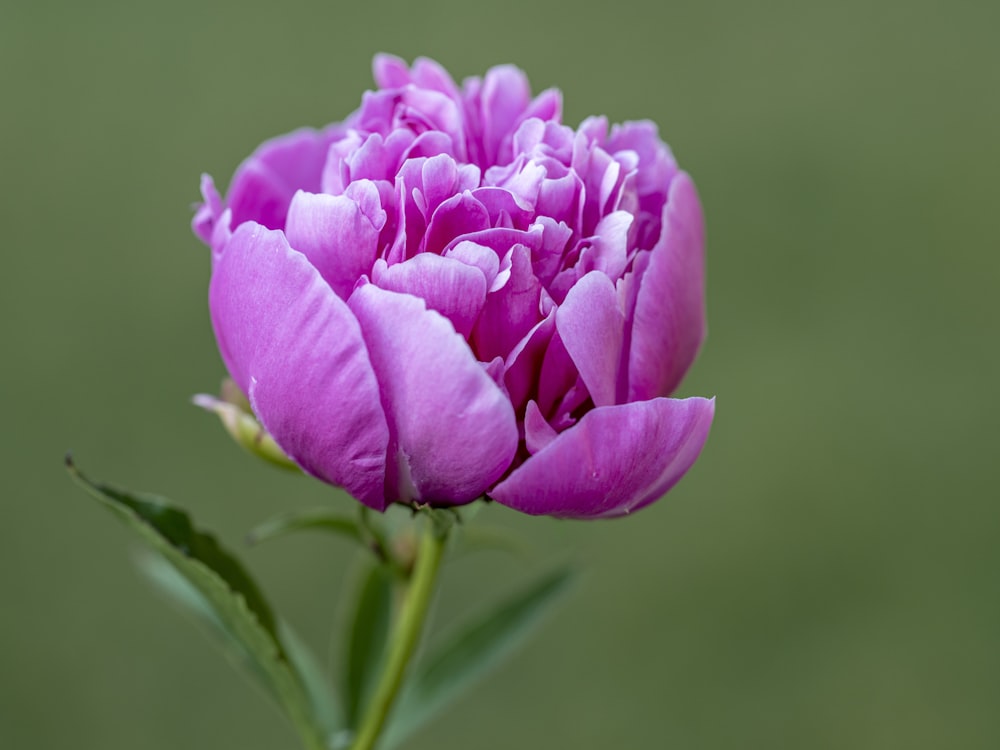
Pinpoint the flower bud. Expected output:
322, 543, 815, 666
193, 380, 299, 471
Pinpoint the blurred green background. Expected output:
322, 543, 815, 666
3, 0, 998, 747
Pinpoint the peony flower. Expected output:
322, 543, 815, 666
193, 54, 714, 519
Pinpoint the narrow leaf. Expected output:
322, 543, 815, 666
138, 553, 277, 696
384, 565, 576, 748
68, 458, 335, 749
341, 560, 395, 728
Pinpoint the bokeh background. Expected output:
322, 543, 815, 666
3, 0, 998, 747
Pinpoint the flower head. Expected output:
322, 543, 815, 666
194, 54, 714, 518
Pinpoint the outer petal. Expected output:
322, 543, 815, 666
226, 128, 336, 231
348, 283, 519, 505
489, 397, 714, 518
192, 174, 223, 246
209, 223, 389, 509
627, 172, 706, 400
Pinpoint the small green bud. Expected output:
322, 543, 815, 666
193, 379, 299, 472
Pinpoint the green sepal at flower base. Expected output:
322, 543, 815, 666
193, 378, 299, 472
66, 457, 339, 750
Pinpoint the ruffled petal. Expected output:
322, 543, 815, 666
581, 210, 633, 280
489, 397, 714, 518
606, 120, 678, 205
348, 283, 518, 504
209, 223, 389, 509
627, 172, 706, 400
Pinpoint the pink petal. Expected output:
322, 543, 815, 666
555, 271, 625, 407
536, 325, 576, 417
348, 284, 518, 505
422, 191, 491, 256
226, 128, 335, 231
503, 311, 556, 413
627, 172, 706, 400
284, 189, 381, 299
523, 400, 558, 455
445, 240, 502, 289
580, 210, 633, 280
209, 223, 389, 509
490, 397, 715, 518
472, 244, 543, 362
372, 253, 487, 338
373, 53, 411, 89
479, 65, 532, 165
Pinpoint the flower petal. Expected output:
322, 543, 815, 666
284, 188, 381, 299
226, 127, 338, 231
348, 283, 519, 504
503, 311, 555, 413
422, 191, 491, 256
627, 172, 706, 400
489, 397, 714, 518
445, 240, 501, 289
372, 253, 487, 338
472, 244, 543, 362
555, 271, 625, 407
523, 400, 558, 455
478, 64, 531, 165
209, 223, 389, 509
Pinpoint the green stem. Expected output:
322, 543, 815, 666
350, 518, 449, 750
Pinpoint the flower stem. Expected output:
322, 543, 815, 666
349, 517, 449, 750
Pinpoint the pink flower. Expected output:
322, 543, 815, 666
193, 55, 714, 518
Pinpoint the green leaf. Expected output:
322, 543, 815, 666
68, 458, 335, 750
341, 559, 396, 729
138, 553, 276, 694
248, 508, 365, 547
384, 565, 576, 748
